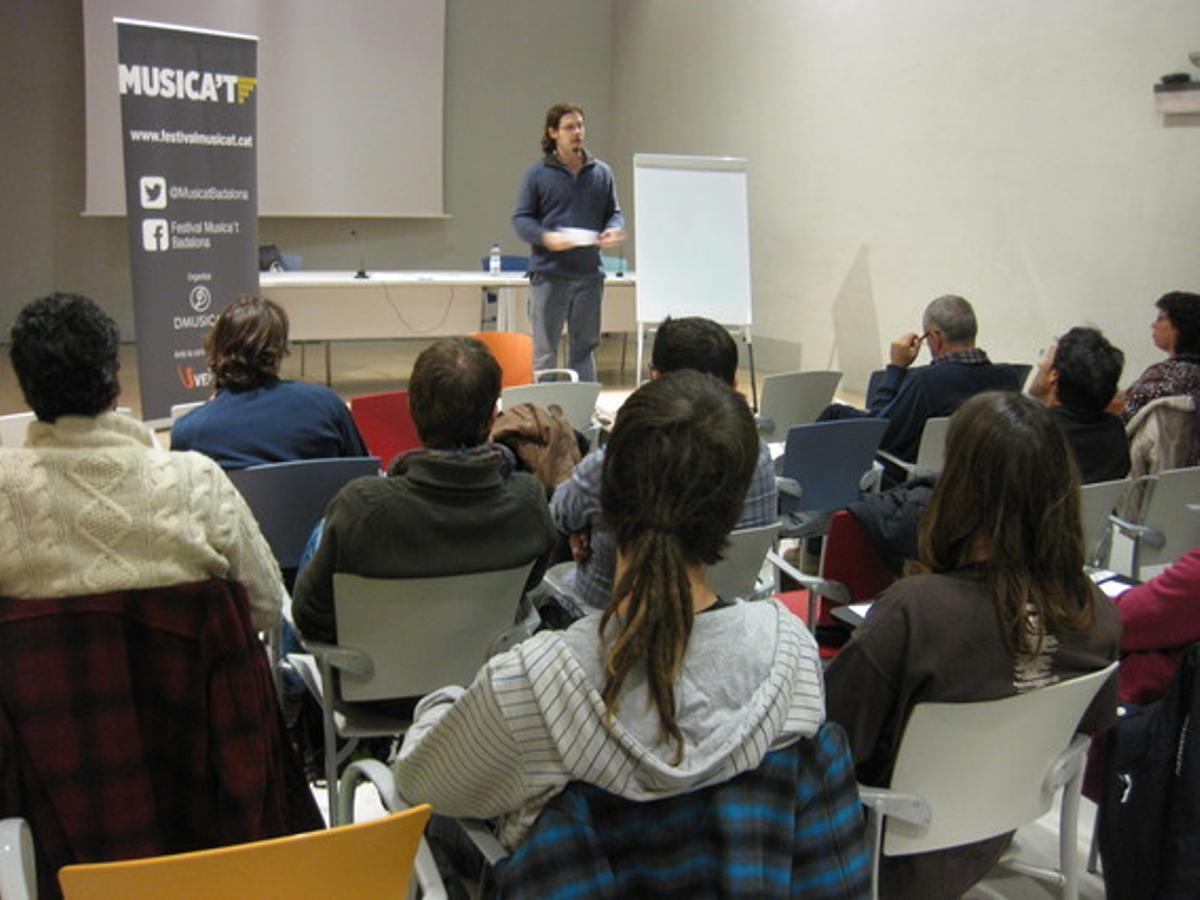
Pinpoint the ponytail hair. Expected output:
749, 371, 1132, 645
598, 371, 758, 762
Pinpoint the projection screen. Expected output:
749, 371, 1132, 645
83, 0, 445, 217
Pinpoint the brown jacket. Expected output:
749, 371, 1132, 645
491, 402, 582, 494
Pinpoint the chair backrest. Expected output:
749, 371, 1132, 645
0, 411, 35, 447
349, 390, 422, 465
1079, 477, 1130, 565
169, 401, 205, 423
59, 805, 431, 900
1134, 466, 1200, 574
0, 581, 323, 899
882, 662, 1117, 857
1003, 362, 1034, 390
707, 522, 782, 600
333, 562, 534, 702
501, 381, 601, 432
469, 331, 534, 388
780, 418, 890, 513
757, 370, 843, 442
820, 510, 894, 604
912, 415, 951, 472
228, 457, 381, 569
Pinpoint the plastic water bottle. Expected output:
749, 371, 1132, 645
489, 242, 502, 274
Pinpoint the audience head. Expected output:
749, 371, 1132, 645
922, 295, 977, 353
206, 295, 290, 392
650, 316, 738, 385
10, 293, 121, 422
918, 391, 1094, 656
1041, 327, 1124, 412
408, 337, 502, 449
599, 369, 759, 763
1153, 291, 1200, 356
541, 102, 585, 155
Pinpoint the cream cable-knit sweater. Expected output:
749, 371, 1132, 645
0, 412, 283, 630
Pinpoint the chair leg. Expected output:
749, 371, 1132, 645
1058, 767, 1085, 900
1086, 811, 1100, 875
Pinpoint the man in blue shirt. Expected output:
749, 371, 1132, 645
512, 103, 625, 382
820, 295, 1021, 478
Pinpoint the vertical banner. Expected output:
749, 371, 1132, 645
116, 19, 258, 420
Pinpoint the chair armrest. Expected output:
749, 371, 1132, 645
458, 819, 510, 868
776, 476, 802, 500
0, 818, 35, 900
338, 761, 449, 900
301, 639, 374, 679
859, 461, 884, 494
874, 449, 914, 474
1108, 515, 1166, 548
339, 759, 403, 817
857, 786, 932, 828
1043, 733, 1092, 793
533, 367, 579, 383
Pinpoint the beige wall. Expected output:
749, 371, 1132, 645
610, 0, 1200, 389
0, 0, 615, 336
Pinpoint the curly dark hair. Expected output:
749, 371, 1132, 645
408, 337, 502, 449
1053, 326, 1124, 412
206, 295, 290, 392
9, 293, 121, 422
1156, 291, 1200, 356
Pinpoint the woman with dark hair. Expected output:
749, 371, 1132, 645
170, 295, 366, 468
393, 370, 824, 848
1119, 290, 1200, 422
1, 293, 284, 630
825, 391, 1121, 899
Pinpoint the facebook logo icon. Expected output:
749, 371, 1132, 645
142, 219, 169, 252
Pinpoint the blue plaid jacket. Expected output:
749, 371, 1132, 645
493, 722, 870, 899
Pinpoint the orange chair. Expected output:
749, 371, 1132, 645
54, 806, 432, 900
469, 331, 535, 388
349, 390, 422, 467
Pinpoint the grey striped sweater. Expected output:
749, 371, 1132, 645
394, 598, 824, 847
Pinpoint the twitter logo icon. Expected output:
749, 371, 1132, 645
140, 175, 167, 209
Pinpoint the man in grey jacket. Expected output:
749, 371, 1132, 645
512, 103, 625, 382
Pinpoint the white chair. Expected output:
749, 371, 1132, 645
544, 523, 783, 612
1111, 466, 1200, 579
1079, 477, 1131, 567
706, 521, 782, 601
0, 408, 138, 448
289, 562, 534, 823
755, 371, 843, 442
859, 662, 1118, 900
501, 380, 602, 434
0, 412, 34, 447
169, 400, 205, 423
876, 415, 950, 480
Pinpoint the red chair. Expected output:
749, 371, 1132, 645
775, 510, 894, 659
349, 390, 422, 467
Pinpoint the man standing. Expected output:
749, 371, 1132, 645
513, 103, 625, 382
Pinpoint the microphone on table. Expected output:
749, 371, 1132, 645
350, 228, 369, 279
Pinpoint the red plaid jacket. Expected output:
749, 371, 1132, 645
0, 580, 323, 898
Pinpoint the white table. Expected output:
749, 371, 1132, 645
259, 270, 636, 383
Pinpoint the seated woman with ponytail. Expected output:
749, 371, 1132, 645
393, 370, 825, 848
